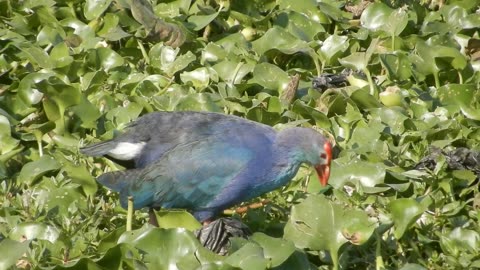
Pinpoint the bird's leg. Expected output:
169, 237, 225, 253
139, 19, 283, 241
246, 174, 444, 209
223, 199, 270, 215
202, 219, 212, 226
148, 208, 159, 227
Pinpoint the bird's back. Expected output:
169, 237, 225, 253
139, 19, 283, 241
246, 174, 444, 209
81, 111, 276, 168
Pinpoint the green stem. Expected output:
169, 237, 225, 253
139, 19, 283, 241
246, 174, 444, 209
310, 50, 322, 76
331, 249, 339, 270
137, 40, 150, 65
364, 68, 376, 97
127, 196, 134, 231
433, 71, 440, 89
376, 231, 385, 270
33, 130, 43, 157
391, 35, 395, 51
457, 70, 463, 84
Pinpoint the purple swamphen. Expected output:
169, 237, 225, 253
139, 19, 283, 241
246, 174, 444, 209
81, 111, 332, 223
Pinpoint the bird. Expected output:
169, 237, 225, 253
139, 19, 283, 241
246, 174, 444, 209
80, 111, 332, 223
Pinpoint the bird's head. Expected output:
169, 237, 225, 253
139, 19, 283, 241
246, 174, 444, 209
277, 127, 333, 186
314, 141, 332, 186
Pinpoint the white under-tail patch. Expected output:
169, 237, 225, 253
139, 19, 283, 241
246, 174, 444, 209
108, 142, 146, 160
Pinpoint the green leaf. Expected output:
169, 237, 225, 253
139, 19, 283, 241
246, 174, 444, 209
329, 159, 386, 190
0, 239, 30, 270
437, 84, 480, 120
154, 210, 201, 231
17, 155, 61, 185
0, 115, 20, 155
399, 263, 427, 270
50, 42, 73, 68
389, 198, 427, 239
225, 242, 269, 269
252, 26, 310, 56
90, 47, 125, 71
118, 227, 220, 268
318, 34, 349, 64
188, 6, 222, 31
284, 194, 375, 267
440, 227, 480, 256
150, 44, 196, 75
84, 0, 112, 21
10, 222, 60, 242
17, 43, 53, 69
251, 233, 296, 267
278, 0, 329, 23
274, 11, 325, 41
249, 63, 290, 93
180, 67, 212, 89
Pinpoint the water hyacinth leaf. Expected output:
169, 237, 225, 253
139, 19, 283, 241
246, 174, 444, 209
439, 227, 479, 255
154, 0, 192, 17
437, 84, 480, 120
339, 52, 368, 71
97, 13, 130, 41
379, 52, 412, 81
154, 210, 201, 231
63, 160, 98, 195
71, 96, 102, 129
213, 60, 255, 85
225, 242, 269, 269
387, 8, 409, 36
284, 194, 375, 267
201, 43, 227, 63
10, 222, 60, 242
389, 198, 427, 239
252, 26, 310, 56
37, 25, 64, 46
150, 44, 196, 75
36, 77, 81, 112
277, 0, 329, 24
188, 5, 222, 31
249, 63, 290, 93
17, 43, 53, 69
0, 239, 30, 270
91, 47, 125, 71
118, 227, 217, 268
349, 88, 382, 109
50, 42, 73, 68
61, 18, 101, 50
291, 100, 330, 128
0, 115, 20, 154
17, 72, 53, 105
250, 232, 296, 267
180, 67, 211, 89
274, 11, 325, 41
399, 264, 427, 270
17, 155, 61, 185
319, 34, 349, 64
361, 3, 392, 32
370, 107, 408, 135
329, 159, 386, 189
175, 93, 222, 112
36, 184, 88, 213
84, 0, 112, 20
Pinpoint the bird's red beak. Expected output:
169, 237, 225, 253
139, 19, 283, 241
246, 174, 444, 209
315, 142, 332, 186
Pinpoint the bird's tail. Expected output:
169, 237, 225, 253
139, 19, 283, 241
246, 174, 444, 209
80, 140, 115, 157
98, 169, 154, 210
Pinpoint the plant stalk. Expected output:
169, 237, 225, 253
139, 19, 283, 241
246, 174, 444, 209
127, 196, 134, 231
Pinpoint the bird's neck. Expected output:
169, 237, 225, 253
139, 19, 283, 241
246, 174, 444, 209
254, 129, 309, 191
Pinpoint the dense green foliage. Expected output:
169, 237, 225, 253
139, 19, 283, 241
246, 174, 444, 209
1, 0, 479, 269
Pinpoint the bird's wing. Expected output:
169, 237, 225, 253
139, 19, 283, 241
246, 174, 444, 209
81, 112, 274, 169
97, 138, 263, 211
